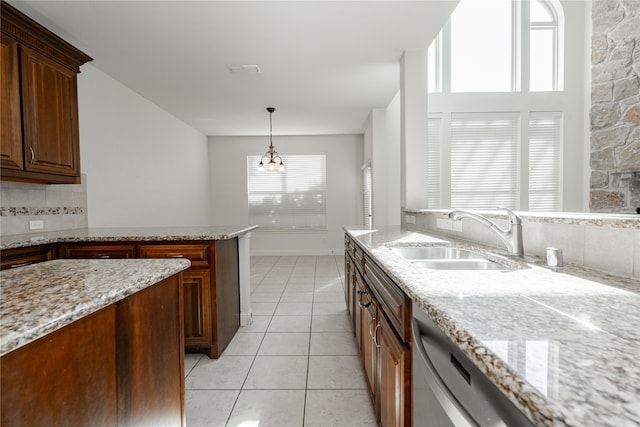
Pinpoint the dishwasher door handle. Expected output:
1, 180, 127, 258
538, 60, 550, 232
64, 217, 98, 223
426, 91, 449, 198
412, 318, 478, 427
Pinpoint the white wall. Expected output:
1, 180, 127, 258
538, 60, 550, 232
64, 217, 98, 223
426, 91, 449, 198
208, 134, 363, 255
77, 65, 212, 227
364, 92, 401, 227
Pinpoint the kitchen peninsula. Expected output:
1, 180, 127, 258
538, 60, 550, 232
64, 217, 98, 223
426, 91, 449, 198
1, 258, 190, 425
0, 225, 258, 358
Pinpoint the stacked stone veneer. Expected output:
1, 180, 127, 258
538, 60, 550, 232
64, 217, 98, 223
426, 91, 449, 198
590, 0, 640, 213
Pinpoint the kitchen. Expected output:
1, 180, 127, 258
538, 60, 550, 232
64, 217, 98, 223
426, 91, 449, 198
1, 0, 639, 426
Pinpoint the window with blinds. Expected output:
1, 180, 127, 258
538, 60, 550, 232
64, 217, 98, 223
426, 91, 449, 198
427, 116, 442, 208
363, 164, 372, 228
247, 154, 326, 230
529, 112, 562, 211
450, 113, 519, 209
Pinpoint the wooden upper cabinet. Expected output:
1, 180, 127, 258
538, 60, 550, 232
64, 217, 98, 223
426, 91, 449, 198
1, 34, 22, 170
20, 45, 80, 177
0, 1, 91, 184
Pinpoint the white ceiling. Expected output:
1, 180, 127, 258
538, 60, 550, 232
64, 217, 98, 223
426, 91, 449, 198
8, 1, 458, 136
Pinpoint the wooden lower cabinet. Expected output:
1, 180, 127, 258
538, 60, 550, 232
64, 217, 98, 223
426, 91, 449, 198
181, 269, 212, 348
0, 274, 184, 426
58, 242, 136, 259
50, 239, 241, 358
345, 234, 412, 427
378, 311, 411, 427
138, 240, 240, 358
0, 244, 55, 270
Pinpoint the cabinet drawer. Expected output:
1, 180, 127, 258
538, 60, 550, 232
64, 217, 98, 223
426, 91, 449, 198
0, 244, 55, 270
138, 244, 211, 268
59, 243, 136, 259
364, 254, 411, 343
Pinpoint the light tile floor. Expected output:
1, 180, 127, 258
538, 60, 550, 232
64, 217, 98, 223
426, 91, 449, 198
185, 255, 377, 427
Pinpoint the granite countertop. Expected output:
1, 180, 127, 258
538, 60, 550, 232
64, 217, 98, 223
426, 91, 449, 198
0, 258, 190, 356
0, 225, 259, 250
344, 226, 640, 427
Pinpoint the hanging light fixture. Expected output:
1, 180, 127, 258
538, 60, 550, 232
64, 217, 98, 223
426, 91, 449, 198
258, 107, 285, 172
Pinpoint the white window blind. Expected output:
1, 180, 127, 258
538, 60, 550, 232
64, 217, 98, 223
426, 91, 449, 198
529, 112, 562, 211
247, 154, 326, 230
450, 113, 519, 209
363, 164, 372, 228
427, 116, 442, 208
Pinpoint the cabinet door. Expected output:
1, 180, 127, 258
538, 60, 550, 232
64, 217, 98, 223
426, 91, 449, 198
182, 269, 213, 349
20, 45, 80, 177
378, 312, 411, 427
59, 243, 136, 259
360, 284, 378, 398
1, 305, 117, 426
1, 35, 23, 170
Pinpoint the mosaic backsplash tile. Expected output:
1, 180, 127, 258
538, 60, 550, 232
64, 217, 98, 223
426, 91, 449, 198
0, 178, 88, 236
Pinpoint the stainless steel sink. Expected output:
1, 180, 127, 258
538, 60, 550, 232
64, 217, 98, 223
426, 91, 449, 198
391, 246, 486, 260
410, 259, 506, 271
390, 246, 508, 271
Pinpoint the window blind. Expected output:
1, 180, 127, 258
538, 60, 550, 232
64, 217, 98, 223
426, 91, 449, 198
247, 154, 326, 230
363, 164, 372, 228
450, 113, 519, 209
529, 112, 562, 211
427, 116, 442, 208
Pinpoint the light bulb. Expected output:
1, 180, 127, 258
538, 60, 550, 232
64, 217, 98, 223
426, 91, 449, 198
258, 161, 265, 171
268, 161, 276, 171
278, 162, 285, 172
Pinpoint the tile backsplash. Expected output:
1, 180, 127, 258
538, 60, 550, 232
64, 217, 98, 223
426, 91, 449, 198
0, 177, 88, 236
403, 209, 640, 279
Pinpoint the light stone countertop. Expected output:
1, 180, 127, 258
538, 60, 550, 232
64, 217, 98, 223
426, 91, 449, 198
0, 225, 259, 250
0, 258, 190, 356
344, 226, 640, 427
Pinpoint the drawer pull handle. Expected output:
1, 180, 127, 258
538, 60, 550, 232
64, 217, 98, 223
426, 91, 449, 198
29, 146, 35, 164
92, 255, 110, 259
10, 262, 30, 268
373, 322, 381, 348
168, 254, 185, 258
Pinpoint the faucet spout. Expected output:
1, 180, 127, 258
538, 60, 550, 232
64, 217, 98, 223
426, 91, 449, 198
447, 208, 524, 256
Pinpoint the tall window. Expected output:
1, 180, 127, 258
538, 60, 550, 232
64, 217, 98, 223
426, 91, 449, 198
451, 113, 519, 208
426, 0, 564, 211
363, 163, 372, 228
247, 154, 326, 230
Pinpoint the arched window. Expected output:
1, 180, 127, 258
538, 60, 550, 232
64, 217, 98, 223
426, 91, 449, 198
426, 0, 572, 212
428, 0, 564, 93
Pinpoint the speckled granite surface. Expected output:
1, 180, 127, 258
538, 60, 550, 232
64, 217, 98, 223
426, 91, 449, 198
0, 258, 190, 356
0, 225, 259, 250
344, 226, 640, 427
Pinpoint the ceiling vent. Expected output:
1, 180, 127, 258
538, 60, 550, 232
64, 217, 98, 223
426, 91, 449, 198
227, 64, 261, 74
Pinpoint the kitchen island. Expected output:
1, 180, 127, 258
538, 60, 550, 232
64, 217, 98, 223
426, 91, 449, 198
0, 258, 190, 426
0, 225, 258, 358
344, 226, 640, 427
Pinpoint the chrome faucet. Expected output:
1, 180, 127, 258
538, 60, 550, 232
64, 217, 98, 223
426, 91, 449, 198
448, 207, 524, 256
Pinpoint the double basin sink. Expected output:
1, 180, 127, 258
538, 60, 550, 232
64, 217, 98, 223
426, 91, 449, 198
390, 246, 508, 271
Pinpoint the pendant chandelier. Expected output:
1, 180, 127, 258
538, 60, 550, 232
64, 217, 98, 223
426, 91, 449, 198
258, 107, 284, 172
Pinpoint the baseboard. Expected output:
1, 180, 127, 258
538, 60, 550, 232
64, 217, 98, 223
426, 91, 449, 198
250, 248, 345, 257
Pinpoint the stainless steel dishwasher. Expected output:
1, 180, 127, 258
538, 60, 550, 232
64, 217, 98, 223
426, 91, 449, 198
412, 301, 535, 427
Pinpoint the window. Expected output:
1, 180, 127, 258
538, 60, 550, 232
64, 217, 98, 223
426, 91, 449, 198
428, 0, 563, 93
427, 116, 442, 208
450, 0, 513, 92
451, 113, 519, 208
247, 154, 326, 230
363, 163, 372, 228
528, 112, 562, 210
426, 0, 566, 211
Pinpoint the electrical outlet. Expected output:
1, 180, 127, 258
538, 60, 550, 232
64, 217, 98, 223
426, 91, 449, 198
405, 215, 416, 224
436, 218, 453, 230
29, 220, 44, 230
452, 220, 463, 232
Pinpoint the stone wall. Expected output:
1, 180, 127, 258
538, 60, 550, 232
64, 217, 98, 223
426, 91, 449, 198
590, 0, 640, 213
